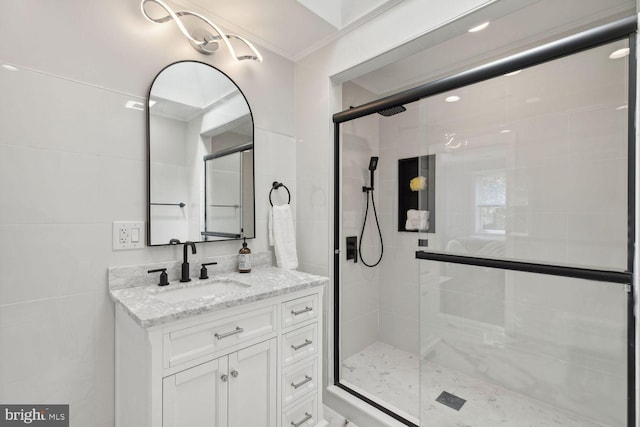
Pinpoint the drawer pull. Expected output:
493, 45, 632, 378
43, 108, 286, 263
291, 306, 313, 316
291, 375, 312, 389
214, 326, 244, 340
291, 339, 312, 351
291, 412, 312, 427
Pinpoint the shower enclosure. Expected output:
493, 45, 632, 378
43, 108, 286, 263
333, 18, 635, 427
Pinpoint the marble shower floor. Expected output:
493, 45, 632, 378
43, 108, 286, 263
341, 341, 611, 427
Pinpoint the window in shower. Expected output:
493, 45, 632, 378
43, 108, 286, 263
333, 19, 634, 427
473, 170, 506, 235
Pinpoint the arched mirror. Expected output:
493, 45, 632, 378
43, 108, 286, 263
147, 61, 255, 245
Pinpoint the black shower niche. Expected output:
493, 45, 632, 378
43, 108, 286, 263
397, 154, 435, 233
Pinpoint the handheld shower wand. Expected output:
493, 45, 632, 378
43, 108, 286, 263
359, 156, 383, 267
363, 156, 378, 193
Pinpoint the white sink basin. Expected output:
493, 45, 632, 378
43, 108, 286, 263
151, 280, 250, 303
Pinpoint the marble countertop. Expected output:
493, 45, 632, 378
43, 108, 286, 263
110, 266, 327, 328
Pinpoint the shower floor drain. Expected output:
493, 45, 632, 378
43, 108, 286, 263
435, 391, 466, 411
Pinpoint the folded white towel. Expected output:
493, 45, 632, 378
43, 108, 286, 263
268, 204, 298, 270
406, 209, 429, 231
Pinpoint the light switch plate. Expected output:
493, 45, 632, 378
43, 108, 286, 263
113, 221, 145, 250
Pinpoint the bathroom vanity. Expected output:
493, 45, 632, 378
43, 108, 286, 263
109, 255, 327, 427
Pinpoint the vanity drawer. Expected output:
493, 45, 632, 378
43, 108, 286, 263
282, 358, 317, 407
281, 323, 317, 367
282, 395, 318, 427
164, 305, 276, 369
282, 294, 318, 329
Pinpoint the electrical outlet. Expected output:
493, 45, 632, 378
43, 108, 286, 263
119, 228, 129, 244
113, 221, 145, 250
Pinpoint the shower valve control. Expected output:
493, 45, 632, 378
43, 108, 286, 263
346, 236, 358, 263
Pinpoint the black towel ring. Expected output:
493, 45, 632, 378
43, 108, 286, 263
269, 181, 291, 206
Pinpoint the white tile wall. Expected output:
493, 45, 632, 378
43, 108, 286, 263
0, 20, 296, 426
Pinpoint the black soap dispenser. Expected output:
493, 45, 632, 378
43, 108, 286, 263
239, 238, 251, 273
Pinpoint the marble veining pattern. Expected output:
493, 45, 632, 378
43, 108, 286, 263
109, 263, 327, 328
341, 341, 612, 427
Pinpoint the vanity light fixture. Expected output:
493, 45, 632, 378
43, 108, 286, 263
468, 22, 490, 33
140, 0, 263, 62
445, 95, 461, 103
609, 48, 629, 59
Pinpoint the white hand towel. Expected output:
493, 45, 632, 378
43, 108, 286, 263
405, 209, 430, 231
268, 204, 298, 270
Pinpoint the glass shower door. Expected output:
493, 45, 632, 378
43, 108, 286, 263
417, 37, 631, 427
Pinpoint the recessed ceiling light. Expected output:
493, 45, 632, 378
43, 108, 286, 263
468, 22, 490, 33
149, 100, 157, 107
445, 95, 461, 103
525, 97, 541, 104
499, 129, 512, 134
609, 48, 629, 59
616, 105, 628, 110
1, 64, 18, 71
125, 100, 145, 111
504, 70, 521, 77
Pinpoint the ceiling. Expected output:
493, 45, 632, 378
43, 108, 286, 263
170, 0, 401, 61
166, 0, 635, 97
347, 0, 636, 97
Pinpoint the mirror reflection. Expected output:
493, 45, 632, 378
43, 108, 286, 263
147, 61, 255, 245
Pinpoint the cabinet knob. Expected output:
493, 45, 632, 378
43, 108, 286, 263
231, 370, 239, 378
221, 374, 229, 382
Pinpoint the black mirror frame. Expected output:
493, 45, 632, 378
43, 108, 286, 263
146, 60, 256, 246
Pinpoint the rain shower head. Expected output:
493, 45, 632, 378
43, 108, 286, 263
377, 105, 406, 117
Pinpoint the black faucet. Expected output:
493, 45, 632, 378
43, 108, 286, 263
180, 241, 197, 282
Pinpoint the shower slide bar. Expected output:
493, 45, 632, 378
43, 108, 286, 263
415, 251, 632, 284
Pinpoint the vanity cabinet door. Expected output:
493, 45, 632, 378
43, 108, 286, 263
228, 338, 277, 427
163, 358, 228, 427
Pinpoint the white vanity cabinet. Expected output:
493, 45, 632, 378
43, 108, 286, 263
163, 338, 276, 427
114, 286, 325, 427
